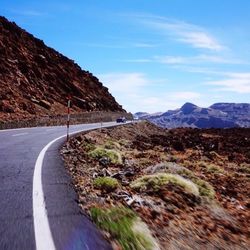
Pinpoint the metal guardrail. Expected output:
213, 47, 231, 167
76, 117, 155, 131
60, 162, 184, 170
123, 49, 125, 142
0, 111, 133, 130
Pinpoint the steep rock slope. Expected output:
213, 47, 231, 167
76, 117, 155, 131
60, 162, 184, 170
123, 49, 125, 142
0, 16, 125, 122
143, 102, 250, 128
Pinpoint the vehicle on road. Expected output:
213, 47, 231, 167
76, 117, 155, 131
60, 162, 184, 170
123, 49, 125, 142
116, 117, 126, 123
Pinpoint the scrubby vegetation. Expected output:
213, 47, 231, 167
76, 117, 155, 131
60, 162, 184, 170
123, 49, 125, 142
239, 163, 250, 174
82, 141, 95, 152
90, 206, 157, 250
146, 162, 215, 199
63, 122, 250, 249
104, 140, 121, 150
131, 173, 199, 196
176, 168, 215, 199
89, 147, 122, 164
93, 177, 119, 192
198, 161, 224, 174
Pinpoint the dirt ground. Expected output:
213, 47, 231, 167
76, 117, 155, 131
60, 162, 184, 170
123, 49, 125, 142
61, 121, 250, 249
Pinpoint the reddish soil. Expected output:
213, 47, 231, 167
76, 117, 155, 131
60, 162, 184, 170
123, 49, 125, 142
62, 121, 250, 249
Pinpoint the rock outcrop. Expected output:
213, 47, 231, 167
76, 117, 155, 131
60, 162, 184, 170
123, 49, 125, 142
0, 16, 125, 122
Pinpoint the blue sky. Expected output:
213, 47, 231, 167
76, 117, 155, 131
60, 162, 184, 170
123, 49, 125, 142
1, 0, 250, 113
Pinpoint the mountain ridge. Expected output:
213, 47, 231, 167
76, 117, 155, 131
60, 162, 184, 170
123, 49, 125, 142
135, 102, 250, 128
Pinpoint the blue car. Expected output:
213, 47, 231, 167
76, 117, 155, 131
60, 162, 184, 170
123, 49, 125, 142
116, 117, 126, 123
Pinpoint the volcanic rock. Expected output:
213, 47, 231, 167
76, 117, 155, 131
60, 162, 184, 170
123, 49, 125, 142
0, 16, 125, 122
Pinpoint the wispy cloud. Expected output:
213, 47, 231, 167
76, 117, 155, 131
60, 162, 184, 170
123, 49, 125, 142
155, 54, 245, 65
170, 91, 201, 100
98, 72, 149, 94
132, 43, 157, 48
133, 15, 225, 51
206, 72, 250, 93
9, 9, 46, 17
98, 72, 172, 112
122, 54, 244, 67
121, 91, 202, 113
120, 59, 153, 63
83, 43, 127, 49
82, 42, 157, 49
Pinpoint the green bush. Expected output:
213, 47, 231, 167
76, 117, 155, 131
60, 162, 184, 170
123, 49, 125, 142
192, 178, 215, 199
176, 168, 194, 179
93, 177, 119, 192
239, 163, 250, 174
90, 206, 157, 250
89, 147, 122, 164
82, 142, 95, 152
104, 140, 121, 150
176, 168, 215, 199
130, 173, 199, 196
198, 161, 224, 174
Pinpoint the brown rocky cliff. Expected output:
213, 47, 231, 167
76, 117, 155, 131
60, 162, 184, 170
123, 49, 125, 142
0, 16, 125, 122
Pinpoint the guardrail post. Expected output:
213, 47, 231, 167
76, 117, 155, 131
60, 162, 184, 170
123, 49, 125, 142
66, 97, 71, 143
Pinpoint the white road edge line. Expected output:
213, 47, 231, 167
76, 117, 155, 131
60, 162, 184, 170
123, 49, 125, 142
12, 132, 28, 137
33, 128, 88, 250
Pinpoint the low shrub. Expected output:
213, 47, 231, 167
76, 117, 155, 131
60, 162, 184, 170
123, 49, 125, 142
238, 163, 250, 174
130, 173, 199, 196
90, 206, 158, 250
93, 177, 119, 192
104, 140, 121, 150
82, 142, 95, 152
176, 168, 215, 199
89, 147, 122, 164
198, 161, 224, 174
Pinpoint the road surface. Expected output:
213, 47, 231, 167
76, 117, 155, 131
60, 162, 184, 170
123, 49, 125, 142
0, 122, 120, 250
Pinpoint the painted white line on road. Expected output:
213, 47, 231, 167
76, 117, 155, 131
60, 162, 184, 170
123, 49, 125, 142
45, 128, 57, 131
0, 127, 38, 133
12, 132, 28, 137
33, 138, 58, 250
32, 122, 119, 249
32, 128, 91, 250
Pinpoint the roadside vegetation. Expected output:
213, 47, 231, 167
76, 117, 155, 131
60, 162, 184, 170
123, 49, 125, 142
62, 122, 250, 249
89, 147, 122, 164
130, 173, 199, 196
90, 206, 158, 250
93, 177, 119, 192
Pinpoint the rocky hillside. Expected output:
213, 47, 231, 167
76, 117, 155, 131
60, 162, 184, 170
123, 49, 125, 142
141, 102, 250, 128
0, 16, 125, 122
62, 122, 250, 249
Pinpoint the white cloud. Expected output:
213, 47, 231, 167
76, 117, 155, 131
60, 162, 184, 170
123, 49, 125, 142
98, 72, 149, 94
9, 9, 46, 16
156, 56, 187, 64
97, 72, 172, 112
83, 43, 126, 49
120, 59, 152, 63
125, 95, 182, 113
132, 43, 157, 48
126, 91, 203, 113
138, 16, 225, 51
81, 42, 157, 49
170, 91, 201, 100
177, 31, 223, 51
123, 53, 244, 67
206, 72, 250, 93
155, 54, 243, 65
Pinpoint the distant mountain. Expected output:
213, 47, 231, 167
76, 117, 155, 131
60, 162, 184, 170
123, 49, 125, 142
134, 112, 150, 118
138, 103, 250, 128
134, 112, 163, 119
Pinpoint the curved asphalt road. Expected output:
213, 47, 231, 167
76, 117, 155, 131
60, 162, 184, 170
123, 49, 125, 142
0, 122, 119, 250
